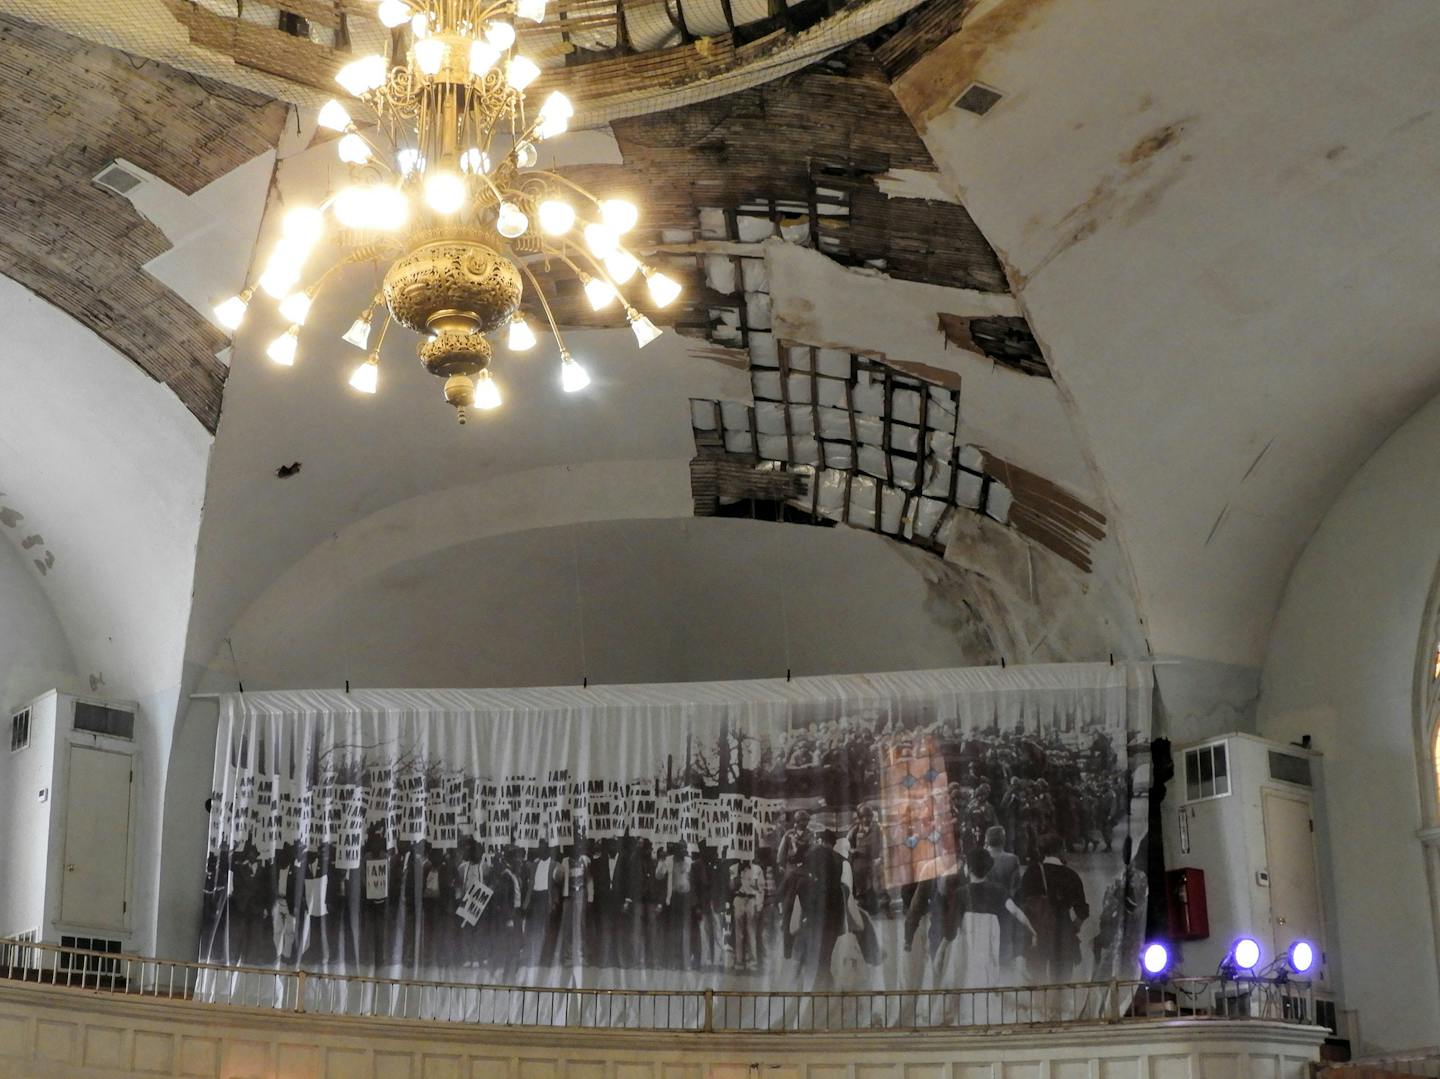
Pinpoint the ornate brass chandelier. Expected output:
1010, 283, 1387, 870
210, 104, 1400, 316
213, 0, 683, 422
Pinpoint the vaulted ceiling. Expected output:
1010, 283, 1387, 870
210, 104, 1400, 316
2, 0, 1439, 710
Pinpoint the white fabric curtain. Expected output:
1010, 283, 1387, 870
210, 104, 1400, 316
198, 663, 1152, 1004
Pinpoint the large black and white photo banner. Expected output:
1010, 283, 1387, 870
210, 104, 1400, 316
200, 664, 1152, 994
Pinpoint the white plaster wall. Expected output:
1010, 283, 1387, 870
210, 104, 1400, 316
0, 537, 76, 711
0, 693, 58, 941
1258, 390, 1440, 1052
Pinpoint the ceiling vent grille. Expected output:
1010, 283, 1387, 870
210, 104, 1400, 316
955, 83, 1003, 116
73, 701, 135, 741
92, 161, 145, 197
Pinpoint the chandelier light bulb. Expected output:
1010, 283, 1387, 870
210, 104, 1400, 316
278, 290, 313, 326
628, 308, 662, 347
514, 141, 538, 168
600, 198, 638, 234
338, 132, 372, 164
414, 37, 447, 76
604, 249, 639, 284
336, 54, 388, 95
342, 312, 373, 349
473, 370, 502, 410
411, 13, 429, 37
334, 186, 372, 228
583, 275, 616, 310
496, 200, 529, 238
506, 55, 541, 91
377, 0, 410, 27
424, 171, 467, 215
485, 20, 516, 50
560, 354, 590, 393
460, 147, 490, 175
540, 91, 574, 120
282, 206, 325, 245
645, 268, 682, 307
516, 0, 546, 23
212, 291, 250, 331
396, 147, 424, 175
469, 39, 500, 76
266, 326, 300, 366
349, 354, 379, 394
508, 315, 537, 351
537, 114, 568, 139
537, 199, 575, 235
316, 99, 351, 132
584, 222, 619, 258
258, 241, 305, 297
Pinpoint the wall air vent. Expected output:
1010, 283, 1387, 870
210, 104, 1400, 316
955, 83, 1003, 116
92, 161, 145, 197
1268, 750, 1313, 787
10, 707, 31, 752
73, 701, 135, 741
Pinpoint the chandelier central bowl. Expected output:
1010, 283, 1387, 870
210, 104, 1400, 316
382, 239, 523, 337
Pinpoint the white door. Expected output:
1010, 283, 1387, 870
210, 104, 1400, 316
1261, 788, 1324, 977
59, 746, 132, 930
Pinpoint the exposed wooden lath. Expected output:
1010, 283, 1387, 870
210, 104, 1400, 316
0, 15, 287, 431
980, 450, 1107, 572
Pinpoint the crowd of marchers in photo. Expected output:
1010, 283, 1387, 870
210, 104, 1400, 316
200, 717, 1147, 990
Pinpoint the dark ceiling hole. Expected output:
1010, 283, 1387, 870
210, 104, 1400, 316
275, 462, 302, 479
955, 83, 1003, 116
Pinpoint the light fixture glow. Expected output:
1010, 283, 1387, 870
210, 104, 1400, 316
377, 0, 410, 28
537, 114, 568, 139
316, 99, 351, 131
335, 185, 408, 230
628, 308, 662, 347
266, 326, 299, 366
516, 0, 546, 22
496, 201, 529, 239
583, 275, 616, 310
1288, 941, 1315, 974
508, 315, 536, 351
349, 354, 379, 393
514, 141, 538, 168
335, 54, 388, 95
645, 268, 682, 307
560, 354, 590, 392
469, 39, 500, 76
396, 147, 424, 175
485, 20, 516, 50
424, 172, 467, 215
212, 291, 250, 331
1231, 937, 1262, 971
414, 37, 447, 75
411, 12, 429, 36
278, 291, 313, 326
460, 147, 490, 175
473, 371, 502, 410
1141, 942, 1170, 976
583, 222, 618, 258
342, 312, 373, 349
537, 199, 575, 235
282, 206, 325, 245
338, 132, 371, 164
506, 55, 541, 91
539, 91, 574, 120
600, 198, 638, 234
258, 244, 303, 298
604, 250, 639, 284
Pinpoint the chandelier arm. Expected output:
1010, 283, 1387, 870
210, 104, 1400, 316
564, 248, 631, 301
520, 170, 607, 210
515, 257, 568, 353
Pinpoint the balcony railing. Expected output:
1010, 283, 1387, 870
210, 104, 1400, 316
0, 936, 1317, 1034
